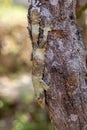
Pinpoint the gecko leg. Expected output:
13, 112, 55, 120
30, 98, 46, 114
39, 79, 50, 91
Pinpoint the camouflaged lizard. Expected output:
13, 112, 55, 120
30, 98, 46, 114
28, 0, 51, 107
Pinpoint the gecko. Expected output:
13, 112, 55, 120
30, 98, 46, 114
28, 0, 51, 107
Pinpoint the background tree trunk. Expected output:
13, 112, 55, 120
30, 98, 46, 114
28, 0, 87, 130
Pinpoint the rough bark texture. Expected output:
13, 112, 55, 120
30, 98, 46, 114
28, 0, 87, 130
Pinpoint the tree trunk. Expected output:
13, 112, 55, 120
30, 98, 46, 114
28, 0, 87, 130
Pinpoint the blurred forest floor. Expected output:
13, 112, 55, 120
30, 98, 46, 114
0, 1, 87, 130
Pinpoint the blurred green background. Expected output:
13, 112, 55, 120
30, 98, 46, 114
0, 0, 87, 130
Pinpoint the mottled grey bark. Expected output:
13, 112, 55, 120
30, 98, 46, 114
28, 0, 87, 130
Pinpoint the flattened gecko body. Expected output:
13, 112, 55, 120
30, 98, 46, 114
28, 1, 51, 107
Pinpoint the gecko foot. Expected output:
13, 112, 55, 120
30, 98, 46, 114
39, 79, 50, 90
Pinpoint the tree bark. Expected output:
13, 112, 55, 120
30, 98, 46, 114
28, 0, 87, 130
